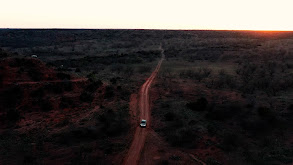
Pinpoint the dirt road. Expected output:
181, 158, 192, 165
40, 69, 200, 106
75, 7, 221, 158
124, 47, 164, 165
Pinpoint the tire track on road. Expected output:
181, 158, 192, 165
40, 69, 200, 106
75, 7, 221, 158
123, 46, 164, 165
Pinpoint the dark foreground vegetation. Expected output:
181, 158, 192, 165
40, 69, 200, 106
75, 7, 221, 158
152, 30, 293, 164
0, 29, 163, 164
1, 29, 293, 164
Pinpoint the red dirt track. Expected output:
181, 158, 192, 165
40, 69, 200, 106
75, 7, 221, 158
123, 47, 164, 165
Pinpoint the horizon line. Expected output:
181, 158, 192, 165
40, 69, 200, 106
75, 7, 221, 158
0, 28, 292, 32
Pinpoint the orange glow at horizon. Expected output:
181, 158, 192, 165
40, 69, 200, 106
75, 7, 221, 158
0, 0, 292, 31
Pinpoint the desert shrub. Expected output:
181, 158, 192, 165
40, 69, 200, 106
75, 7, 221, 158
110, 78, 117, 84
160, 102, 170, 108
243, 144, 293, 165
240, 118, 275, 135
120, 87, 131, 101
236, 62, 257, 91
28, 68, 42, 81
206, 157, 222, 165
257, 106, 271, 117
98, 108, 130, 137
188, 120, 197, 126
206, 103, 242, 121
75, 68, 81, 72
80, 92, 94, 103
110, 77, 120, 85
206, 69, 237, 89
258, 106, 280, 125
138, 66, 152, 74
57, 72, 71, 80
6, 109, 20, 121
44, 84, 63, 94
0, 74, 2, 87
169, 155, 181, 161
164, 112, 176, 121
23, 154, 36, 164
186, 97, 208, 111
56, 118, 70, 127
180, 67, 211, 82
166, 127, 198, 148
98, 138, 127, 156
287, 104, 293, 111
124, 66, 134, 77
0, 49, 8, 58
236, 60, 293, 95
110, 64, 124, 73
62, 81, 73, 91
220, 133, 242, 151
86, 72, 97, 82
60, 97, 75, 109
17, 67, 25, 74
2, 86, 23, 109
30, 87, 45, 98
53, 126, 101, 146
8, 58, 23, 67
104, 86, 114, 99
40, 99, 53, 112
170, 118, 185, 128
207, 122, 220, 136
157, 160, 169, 165
85, 80, 102, 92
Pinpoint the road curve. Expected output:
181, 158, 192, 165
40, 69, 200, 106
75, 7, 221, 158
123, 47, 164, 165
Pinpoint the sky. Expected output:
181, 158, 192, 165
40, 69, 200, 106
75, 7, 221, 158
0, 0, 292, 31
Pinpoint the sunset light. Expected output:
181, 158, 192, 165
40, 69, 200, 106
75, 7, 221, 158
0, 0, 292, 30
1, 0, 293, 164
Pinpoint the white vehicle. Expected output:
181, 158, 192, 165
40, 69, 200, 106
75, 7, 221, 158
140, 119, 147, 127
31, 55, 38, 58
